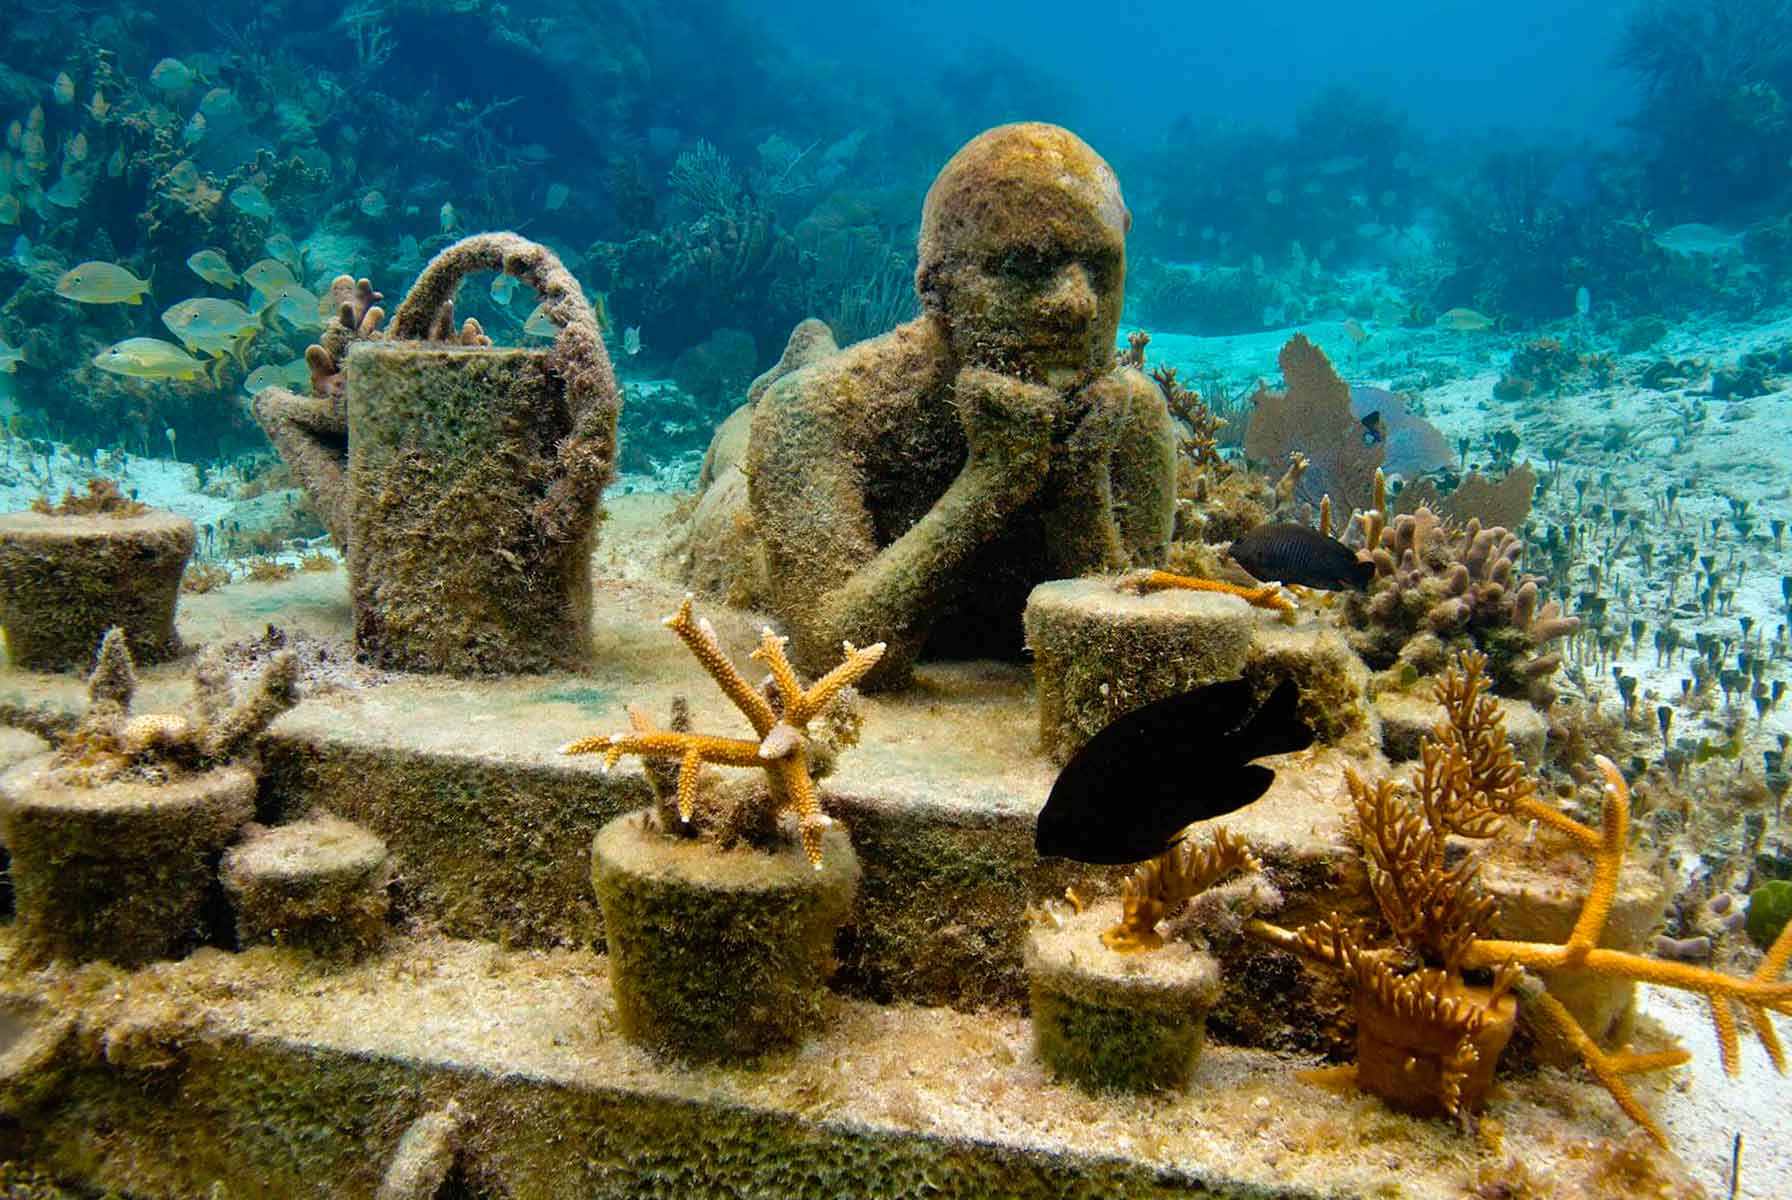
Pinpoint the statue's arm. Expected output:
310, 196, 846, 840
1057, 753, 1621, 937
750, 366, 1055, 665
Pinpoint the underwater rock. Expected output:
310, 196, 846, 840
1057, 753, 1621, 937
0, 505, 193, 671
1375, 689, 1547, 766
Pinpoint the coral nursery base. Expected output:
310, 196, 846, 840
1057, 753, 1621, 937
0, 934, 1695, 1199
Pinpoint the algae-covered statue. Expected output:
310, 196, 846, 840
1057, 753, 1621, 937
693, 123, 1176, 690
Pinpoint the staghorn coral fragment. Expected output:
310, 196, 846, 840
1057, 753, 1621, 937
1103, 828, 1261, 953
1120, 567, 1296, 614
564, 596, 884, 865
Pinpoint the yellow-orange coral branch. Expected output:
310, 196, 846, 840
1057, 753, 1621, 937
1521, 984, 1671, 1148
1461, 942, 1792, 1008
663, 596, 778, 736
1563, 756, 1629, 963
1126, 570, 1296, 614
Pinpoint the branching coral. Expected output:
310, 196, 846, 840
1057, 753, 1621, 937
1102, 828, 1262, 952
1120, 567, 1297, 615
564, 597, 885, 865
29, 478, 146, 517
7, 627, 299, 788
1247, 651, 1792, 1144
1347, 501, 1577, 699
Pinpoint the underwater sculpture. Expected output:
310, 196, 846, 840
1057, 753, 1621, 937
567, 597, 881, 1062
0, 628, 297, 965
1246, 651, 1792, 1143
695, 122, 1176, 689
0, 478, 194, 671
255, 233, 620, 675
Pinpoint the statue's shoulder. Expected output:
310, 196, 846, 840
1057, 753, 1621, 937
760, 317, 948, 419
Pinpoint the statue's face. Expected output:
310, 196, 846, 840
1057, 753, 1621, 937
936, 216, 1126, 389
917, 124, 1130, 390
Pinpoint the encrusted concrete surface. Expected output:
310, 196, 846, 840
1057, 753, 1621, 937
0, 933, 1698, 1199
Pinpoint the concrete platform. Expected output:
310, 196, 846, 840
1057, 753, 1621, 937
0, 496, 1374, 1029
0, 932, 1695, 1199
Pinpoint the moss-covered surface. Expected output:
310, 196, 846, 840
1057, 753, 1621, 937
221, 813, 392, 961
1025, 906, 1219, 1093
1024, 579, 1253, 765
345, 344, 600, 675
0, 934, 1701, 1199
258, 737, 637, 952
0, 758, 253, 967
1241, 623, 1370, 750
592, 812, 858, 1063
0, 510, 194, 672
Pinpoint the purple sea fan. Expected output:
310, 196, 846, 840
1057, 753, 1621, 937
1349, 385, 1452, 482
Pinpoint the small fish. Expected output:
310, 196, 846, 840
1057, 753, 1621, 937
150, 58, 194, 93
44, 174, 85, 208
258, 281, 323, 331
1575, 285, 1591, 318
622, 325, 641, 356
182, 110, 207, 146
0, 195, 18, 225
56, 260, 150, 305
106, 145, 124, 178
490, 273, 516, 306
1035, 680, 1314, 865
66, 131, 88, 163
242, 364, 285, 395
92, 337, 207, 380
1228, 522, 1375, 592
0, 339, 25, 372
523, 303, 557, 339
4, 121, 18, 150
439, 201, 457, 234
1359, 410, 1385, 446
1342, 317, 1368, 346
241, 257, 296, 298
51, 72, 75, 106
186, 248, 239, 288
1435, 307, 1494, 332
359, 189, 387, 218
1652, 222, 1744, 258
544, 181, 570, 211
162, 297, 259, 359
229, 183, 273, 220
165, 159, 201, 191
89, 90, 109, 120
264, 233, 302, 273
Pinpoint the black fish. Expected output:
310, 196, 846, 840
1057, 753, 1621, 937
1228, 522, 1374, 591
1360, 410, 1386, 446
1035, 679, 1313, 865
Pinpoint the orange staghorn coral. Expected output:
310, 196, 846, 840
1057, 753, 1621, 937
564, 596, 885, 865
1121, 567, 1297, 614
1249, 650, 1792, 1145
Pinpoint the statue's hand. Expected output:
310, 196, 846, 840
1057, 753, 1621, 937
1059, 373, 1134, 463
952, 366, 1055, 500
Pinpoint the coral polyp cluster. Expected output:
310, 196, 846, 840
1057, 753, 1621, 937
1348, 501, 1578, 700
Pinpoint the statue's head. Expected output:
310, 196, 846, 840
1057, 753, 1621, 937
917, 123, 1130, 389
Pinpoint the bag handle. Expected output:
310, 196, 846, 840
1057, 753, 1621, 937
389, 232, 620, 542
